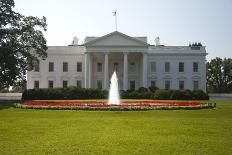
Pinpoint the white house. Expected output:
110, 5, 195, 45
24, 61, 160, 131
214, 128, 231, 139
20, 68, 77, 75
27, 31, 207, 91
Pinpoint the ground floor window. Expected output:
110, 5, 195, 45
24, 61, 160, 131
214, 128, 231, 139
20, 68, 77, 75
48, 80, 53, 88
179, 80, 185, 89
151, 80, 156, 87
193, 80, 199, 90
77, 80, 82, 88
34, 81, 39, 89
130, 80, 135, 91
63, 80, 68, 88
165, 80, 170, 90
97, 80, 102, 89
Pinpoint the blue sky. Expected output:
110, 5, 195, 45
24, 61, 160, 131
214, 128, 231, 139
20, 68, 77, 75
14, 0, 232, 60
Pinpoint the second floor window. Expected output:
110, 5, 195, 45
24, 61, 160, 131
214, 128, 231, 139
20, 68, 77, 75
150, 62, 156, 72
179, 62, 184, 72
77, 62, 82, 72
193, 62, 199, 72
63, 62, 68, 72
49, 62, 54, 72
97, 63, 102, 72
34, 60, 40, 72
165, 62, 170, 72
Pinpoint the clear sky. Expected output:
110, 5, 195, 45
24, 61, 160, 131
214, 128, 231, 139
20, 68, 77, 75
14, 0, 232, 60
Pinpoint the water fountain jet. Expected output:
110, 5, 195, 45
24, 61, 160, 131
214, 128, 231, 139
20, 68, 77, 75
108, 71, 120, 104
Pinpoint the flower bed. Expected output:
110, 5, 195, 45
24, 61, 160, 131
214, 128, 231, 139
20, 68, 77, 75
14, 100, 215, 110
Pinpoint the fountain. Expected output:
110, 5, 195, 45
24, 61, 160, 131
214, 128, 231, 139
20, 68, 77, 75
108, 71, 120, 104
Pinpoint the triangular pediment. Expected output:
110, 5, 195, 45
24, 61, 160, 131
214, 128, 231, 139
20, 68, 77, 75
83, 31, 149, 47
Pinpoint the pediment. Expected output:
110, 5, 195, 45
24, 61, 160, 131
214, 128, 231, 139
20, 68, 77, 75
83, 31, 148, 47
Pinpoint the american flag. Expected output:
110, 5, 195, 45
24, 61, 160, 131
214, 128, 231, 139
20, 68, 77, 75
113, 10, 117, 16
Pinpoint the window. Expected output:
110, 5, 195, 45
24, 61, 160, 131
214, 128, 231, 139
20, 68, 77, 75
179, 62, 184, 72
150, 62, 156, 72
97, 80, 102, 89
77, 80, 82, 88
151, 80, 156, 87
179, 80, 185, 89
130, 80, 135, 91
77, 62, 82, 72
49, 62, 54, 72
63, 62, 68, 72
63, 80, 68, 88
34, 60, 40, 72
48, 80, 53, 88
165, 62, 170, 72
34, 81, 39, 89
165, 80, 170, 90
97, 63, 102, 72
114, 62, 119, 73
193, 80, 199, 90
130, 62, 135, 72
193, 62, 199, 72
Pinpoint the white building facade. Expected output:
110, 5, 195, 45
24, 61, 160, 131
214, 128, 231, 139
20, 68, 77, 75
27, 31, 207, 91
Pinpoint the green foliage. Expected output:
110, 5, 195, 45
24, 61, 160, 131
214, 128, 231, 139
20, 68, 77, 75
189, 42, 202, 47
154, 89, 171, 100
22, 87, 108, 100
0, 0, 47, 90
155, 89, 209, 100
148, 86, 159, 93
207, 57, 232, 93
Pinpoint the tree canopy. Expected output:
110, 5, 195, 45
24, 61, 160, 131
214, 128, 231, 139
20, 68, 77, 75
207, 57, 232, 93
0, 0, 47, 90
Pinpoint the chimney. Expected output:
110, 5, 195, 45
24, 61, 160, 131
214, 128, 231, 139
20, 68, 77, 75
72, 37, 79, 45
155, 37, 160, 46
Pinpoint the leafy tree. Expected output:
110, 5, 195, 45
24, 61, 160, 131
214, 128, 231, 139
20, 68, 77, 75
207, 57, 232, 93
0, 0, 47, 90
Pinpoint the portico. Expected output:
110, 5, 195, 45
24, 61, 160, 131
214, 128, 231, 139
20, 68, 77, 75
84, 51, 148, 90
83, 31, 149, 90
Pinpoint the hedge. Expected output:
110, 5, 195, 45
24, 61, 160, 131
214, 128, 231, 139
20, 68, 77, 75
22, 87, 108, 100
22, 87, 209, 100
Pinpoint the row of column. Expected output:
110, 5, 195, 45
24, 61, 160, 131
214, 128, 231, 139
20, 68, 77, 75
85, 52, 148, 90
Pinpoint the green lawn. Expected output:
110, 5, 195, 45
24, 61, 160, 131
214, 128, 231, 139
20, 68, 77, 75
0, 100, 232, 154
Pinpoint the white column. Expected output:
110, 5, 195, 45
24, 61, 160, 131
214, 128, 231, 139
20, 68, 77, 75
103, 52, 109, 89
88, 54, 92, 88
142, 52, 148, 88
123, 52, 128, 90
84, 53, 89, 88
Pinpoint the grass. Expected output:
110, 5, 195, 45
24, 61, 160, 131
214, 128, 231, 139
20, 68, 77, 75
0, 100, 232, 154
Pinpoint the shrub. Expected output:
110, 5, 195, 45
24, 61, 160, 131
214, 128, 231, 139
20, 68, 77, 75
192, 90, 209, 100
137, 87, 148, 92
149, 86, 159, 93
22, 87, 108, 100
154, 89, 171, 100
170, 89, 193, 100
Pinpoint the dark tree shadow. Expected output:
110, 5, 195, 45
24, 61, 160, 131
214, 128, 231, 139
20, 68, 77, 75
0, 100, 20, 110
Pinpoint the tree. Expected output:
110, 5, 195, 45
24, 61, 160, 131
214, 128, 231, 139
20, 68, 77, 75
0, 0, 47, 90
206, 57, 232, 93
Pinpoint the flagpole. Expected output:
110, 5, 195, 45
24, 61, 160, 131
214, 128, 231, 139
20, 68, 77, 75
115, 10, 117, 31
113, 10, 117, 31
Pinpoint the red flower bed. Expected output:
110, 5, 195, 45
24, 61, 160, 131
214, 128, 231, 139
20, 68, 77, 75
22, 100, 204, 107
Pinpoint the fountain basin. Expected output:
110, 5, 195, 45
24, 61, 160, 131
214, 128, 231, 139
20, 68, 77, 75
16, 100, 214, 110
